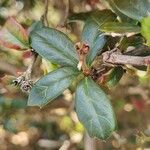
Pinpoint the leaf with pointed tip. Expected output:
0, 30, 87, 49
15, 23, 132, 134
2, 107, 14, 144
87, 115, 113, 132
75, 77, 116, 140
101, 22, 141, 33
28, 67, 79, 107
102, 0, 150, 21
30, 27, 78, 67
0, 17, 29, 50
82, 20, 106, 65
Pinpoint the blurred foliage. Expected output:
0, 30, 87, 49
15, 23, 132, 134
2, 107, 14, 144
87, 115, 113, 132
0, 0, 150, 150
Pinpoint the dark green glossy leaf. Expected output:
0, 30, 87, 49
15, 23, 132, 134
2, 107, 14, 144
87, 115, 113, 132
124, 45, 150, 56
30, 27, 78, 67
80, 10, 116, 66
75, 77, 116, 139
101, 0, 134, 22
68, 10, 116, 23
107, 67, 124, 87
82, 20, 106, 65
101, 22, 140, 33
103, 0, 150, 21
141, 17, 150, 46
28, 67, 79, 107
118, 36, 144, 51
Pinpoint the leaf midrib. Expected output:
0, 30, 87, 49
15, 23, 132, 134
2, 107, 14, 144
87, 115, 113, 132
33, 32, 78, 66
83, 78, 113, 137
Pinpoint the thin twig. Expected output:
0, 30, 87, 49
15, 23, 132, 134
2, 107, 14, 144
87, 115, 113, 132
64, 0, 69, 24
13, 52, 38, 93
41, 0, 49, 26
23, 52, 38, 80
102, 50, 150, 66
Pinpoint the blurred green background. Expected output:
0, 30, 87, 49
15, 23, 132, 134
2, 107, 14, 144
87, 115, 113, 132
0, 0, 150, 149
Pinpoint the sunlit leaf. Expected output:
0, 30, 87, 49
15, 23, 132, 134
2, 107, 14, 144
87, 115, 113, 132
75, 77, 116, 139
141, 17, 150, 46
101, 22, 140, 34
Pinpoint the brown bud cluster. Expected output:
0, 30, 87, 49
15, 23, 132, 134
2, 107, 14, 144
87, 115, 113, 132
75, 42, 90, 55
75, 42, 91, 76
20, 80, 33, 93
13, 75, 33, 93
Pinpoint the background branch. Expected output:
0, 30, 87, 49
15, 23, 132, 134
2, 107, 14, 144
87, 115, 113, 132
102, 50, 150, 66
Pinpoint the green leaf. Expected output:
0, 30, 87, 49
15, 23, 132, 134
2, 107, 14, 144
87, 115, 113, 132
82, 20, 106, 65
11, 100, 27, 109
118, 36, 144, 51
101, 0, 134, 22
28, 67, 79, 107
80, 10, 116, 66
28, 21, 44, 34
107, 67, 124, 87
75, 77, 116, 140
141, 17, 150, 46
68, 10, 116, 23
30, 27, 78, 67
103, 0, 150, 21
101, 22, 141, 33
0, 17, 29, 50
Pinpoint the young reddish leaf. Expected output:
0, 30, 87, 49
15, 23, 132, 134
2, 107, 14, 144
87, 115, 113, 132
0, 17, 29, 51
